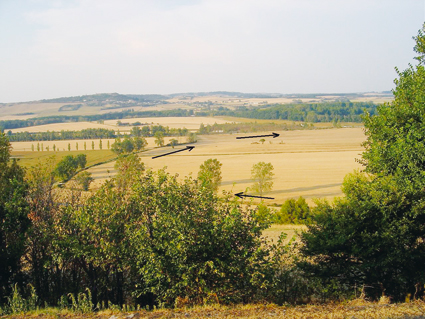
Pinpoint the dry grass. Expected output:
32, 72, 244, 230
89, 128, 365, 205
4, 300, 425, 318
102, 116, 232, 130
9, 117, 233, 133
262, 224, 306, 245
10, 122, 117, 133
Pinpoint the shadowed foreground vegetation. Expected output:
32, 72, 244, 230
1, 300, 425, 318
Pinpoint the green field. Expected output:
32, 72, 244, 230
11, 149, 116, 169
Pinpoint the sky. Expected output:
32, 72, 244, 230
0, 0, 424, 103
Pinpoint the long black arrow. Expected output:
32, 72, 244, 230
236, 132, 279, 139
152, 146, 195, 159
235, 192, 274, 200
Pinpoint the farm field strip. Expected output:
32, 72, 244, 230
9, 116, 234, 133
87, 128, 365, 205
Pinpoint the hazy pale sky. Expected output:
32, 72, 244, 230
0, 0, 424, 102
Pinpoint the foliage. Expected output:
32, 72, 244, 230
169, 138, 178, 148
301, 172, 425, 300
187, 132, 197, 143
0, 133, 29, 300
208, 102, 377, 123
299, 25, 425, 301
154, 131, 165, 147
273, 197, 311, 224
251, 162, 274, 196
197, 158, 222, 193
112, 136, 148, 154
129, 170, 270, 306
54, 154, 87, 181
114, 154, 145, 191
4, 284, 39, 314
74, 171, 94, 191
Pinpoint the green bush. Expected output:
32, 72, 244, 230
129, 169, 270, 306
273, 197, 311, 224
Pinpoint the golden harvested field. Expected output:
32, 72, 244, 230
102, 116, 233, 130
9, 117, 233, 133
88, 128, 365, 205
10, 122, 117, 133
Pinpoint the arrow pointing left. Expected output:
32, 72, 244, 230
235, 192, 274, 200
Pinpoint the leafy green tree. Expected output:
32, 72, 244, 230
75, 171, 94, 191
31, 144, 34, 152
75, 154, 87, 169
301, 25, 425, 301
273, 197, 310, 224
55, 154, 87, 181
133, 136, 147, 151
169, 138, 178, 148
37, 143, 40, 152
99, 139, 102, 150
187, 132, 197, 143
107, 140, 110, 149
121, 136, 135, 153
92, 141, 95, 150
251, 162, 274, 196
84, 141, 87, 150
129, 170, 270, 305
260, 138, 265, 144
76, 142, 78, 151
131, 126, 142, 137
197, 158, 222, 193
114, 154, 145, 191
154, 131, 164, 147
68, 143, 70, 151
53, 144, 56, 152
0, 133, 29, 300
24, 157, 59, 303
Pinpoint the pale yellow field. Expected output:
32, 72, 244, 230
10, 121, 117, 133
88, 128, 365, 205
9, 117, 233, 134
0, 103, 73, 118
103, 116, 233, 130
10, 136, 187, 152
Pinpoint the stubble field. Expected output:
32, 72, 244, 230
9, 116, 232, 134
86, 127, 365, 205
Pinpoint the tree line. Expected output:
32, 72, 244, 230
0, 109, 194, 131
0, 102, 378, 132
207, 102, 378, 123
7, 126, 190, 142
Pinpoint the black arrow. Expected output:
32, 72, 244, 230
235, 192, 274, 200
236, 132, 279, 139
152, 146, 195, 159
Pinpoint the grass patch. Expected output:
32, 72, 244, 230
262, 224, 306, 245
3, 301, 425, 318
